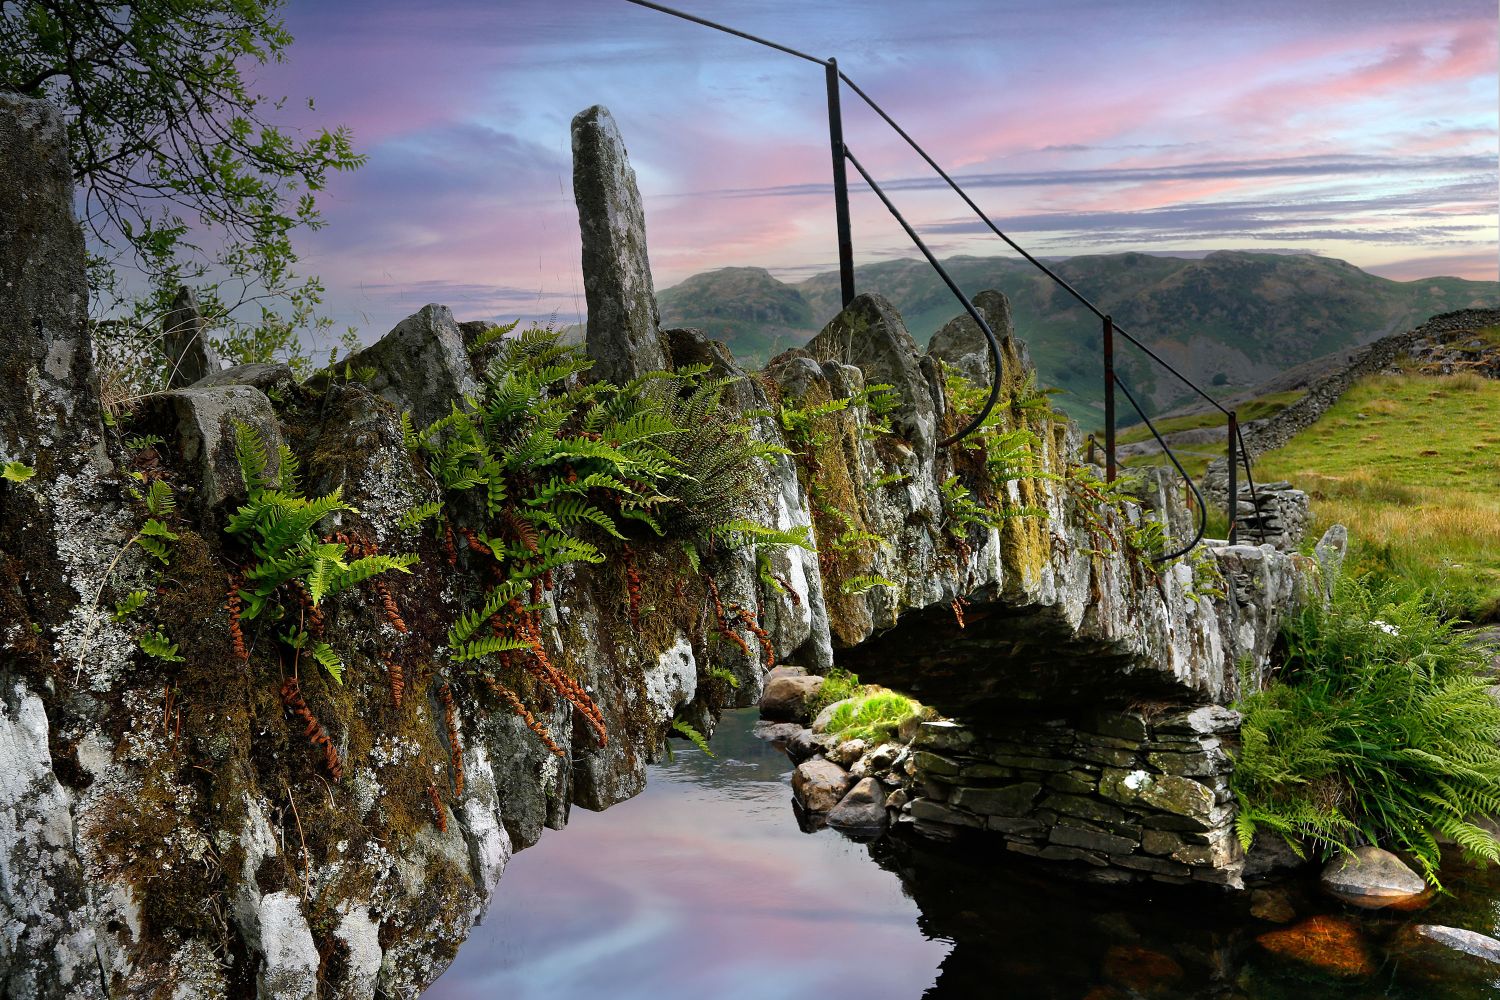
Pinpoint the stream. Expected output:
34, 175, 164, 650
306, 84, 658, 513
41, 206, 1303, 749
426, 709, 1500, 999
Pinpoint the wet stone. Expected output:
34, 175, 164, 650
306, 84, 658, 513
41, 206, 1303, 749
827, 777, 889, 837
911, 750, 960, 776
1040, 793, 1129, 825
910, 798, 984, 829
792, 758, 854, 813
1050, 822, 1139, 855
1047, 771, 1098, 795
1320, 845, 1429, 910
950, 782, 1042, 817
1088, 711, 1149, 742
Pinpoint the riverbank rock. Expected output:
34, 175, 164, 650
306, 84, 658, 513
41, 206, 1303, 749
752, 721, 805, 743
793, 758, 854, 813
787, 728, 825, 763
1320, 846, 1429, 910
759, 671, 825, 722
1391, 923, 1500, 983
1255, 915, 1376, 979
827, 777, 888, 836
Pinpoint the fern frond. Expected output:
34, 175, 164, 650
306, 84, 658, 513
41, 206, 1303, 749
112, 590, 148, 621
398, 501, 443, 532
451, 635, 533, 663
233, 421, 270, 497
139, 629, 184, 662
671, 718, 715, 758
448, 580, 528, 647
145, 479, 176, 517
322, 553, 418, 600
840, 574, 897, 596
311, 642, 345, 685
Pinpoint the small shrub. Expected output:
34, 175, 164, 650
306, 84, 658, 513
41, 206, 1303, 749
1232, 574, 1500, 886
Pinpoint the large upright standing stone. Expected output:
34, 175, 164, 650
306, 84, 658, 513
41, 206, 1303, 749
161, 285, 222, 388
0, 93, 112, 1000
571, 105, 668, 384
0, 93, 104, 471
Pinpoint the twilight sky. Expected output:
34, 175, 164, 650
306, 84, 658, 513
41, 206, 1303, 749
255, 0, 1499, 339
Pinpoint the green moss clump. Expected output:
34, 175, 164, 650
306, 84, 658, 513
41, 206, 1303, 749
824, 689, 922, 744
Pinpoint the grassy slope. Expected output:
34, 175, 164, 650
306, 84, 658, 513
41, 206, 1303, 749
1255, 371, 1500, 620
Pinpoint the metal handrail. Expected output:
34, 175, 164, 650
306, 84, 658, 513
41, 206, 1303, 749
623, 0, 1267, 555
844, 148, 1002, 447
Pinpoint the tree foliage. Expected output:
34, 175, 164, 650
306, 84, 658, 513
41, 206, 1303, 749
0, 0, 364, 392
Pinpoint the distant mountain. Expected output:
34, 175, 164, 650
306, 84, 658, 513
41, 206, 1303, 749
655, 266, 815, 363
655, 252, 1497, 421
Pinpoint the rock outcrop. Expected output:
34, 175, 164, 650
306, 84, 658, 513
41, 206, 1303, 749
1, 97, 1314, 998
161, 286, 222, 389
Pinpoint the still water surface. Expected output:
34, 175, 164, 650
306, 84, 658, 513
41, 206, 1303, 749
427, 709, 1500, 999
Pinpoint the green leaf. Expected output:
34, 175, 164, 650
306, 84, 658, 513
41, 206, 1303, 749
2, 461, 36, 483
139, 629, 184, 662
112, 590, 149, 621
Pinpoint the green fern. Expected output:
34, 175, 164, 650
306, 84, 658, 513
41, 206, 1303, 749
841, 574, 897, 596
1232, 574, 1500, 887
671, 718, 715, 758
398, 501, 443, 532
451, 634, 533, 664
139, 629, 184, 662
136, 518, 179, 565
112, 590, 148, 621
144, 479, 176, 517
706, 665, 740, 690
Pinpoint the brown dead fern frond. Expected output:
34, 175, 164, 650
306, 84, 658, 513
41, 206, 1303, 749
481, 675, 565, 759
438, 682, 464, 798
384, 656, 405, 708
226, 574, 248, 663
280, 677, 342, 780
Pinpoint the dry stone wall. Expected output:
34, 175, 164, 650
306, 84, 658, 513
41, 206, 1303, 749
898, 709, 1245, 887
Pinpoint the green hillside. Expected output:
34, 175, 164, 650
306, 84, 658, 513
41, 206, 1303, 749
656, 266, 815, 364
655, 252, 1498, 423
1259, 368, 1500, 621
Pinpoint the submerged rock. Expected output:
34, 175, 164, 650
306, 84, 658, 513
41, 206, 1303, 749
1391, 923, 1500, 983
1319, 846, 1429, 910
1256, 915, 1376, 979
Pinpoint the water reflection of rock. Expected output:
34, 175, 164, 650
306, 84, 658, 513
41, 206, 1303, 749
869, 834, 1253, 999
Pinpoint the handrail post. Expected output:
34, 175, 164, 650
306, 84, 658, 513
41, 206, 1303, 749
825, 57, 855, 308
1103, 314, 1116, 482
1226, 411, 1239, 545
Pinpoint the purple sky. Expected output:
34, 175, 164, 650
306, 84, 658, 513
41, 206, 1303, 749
253, 0, 1499, 340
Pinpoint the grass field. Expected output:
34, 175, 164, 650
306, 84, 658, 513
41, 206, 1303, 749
1109, 389, 1304, 447
1254, 371, 1500, 620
